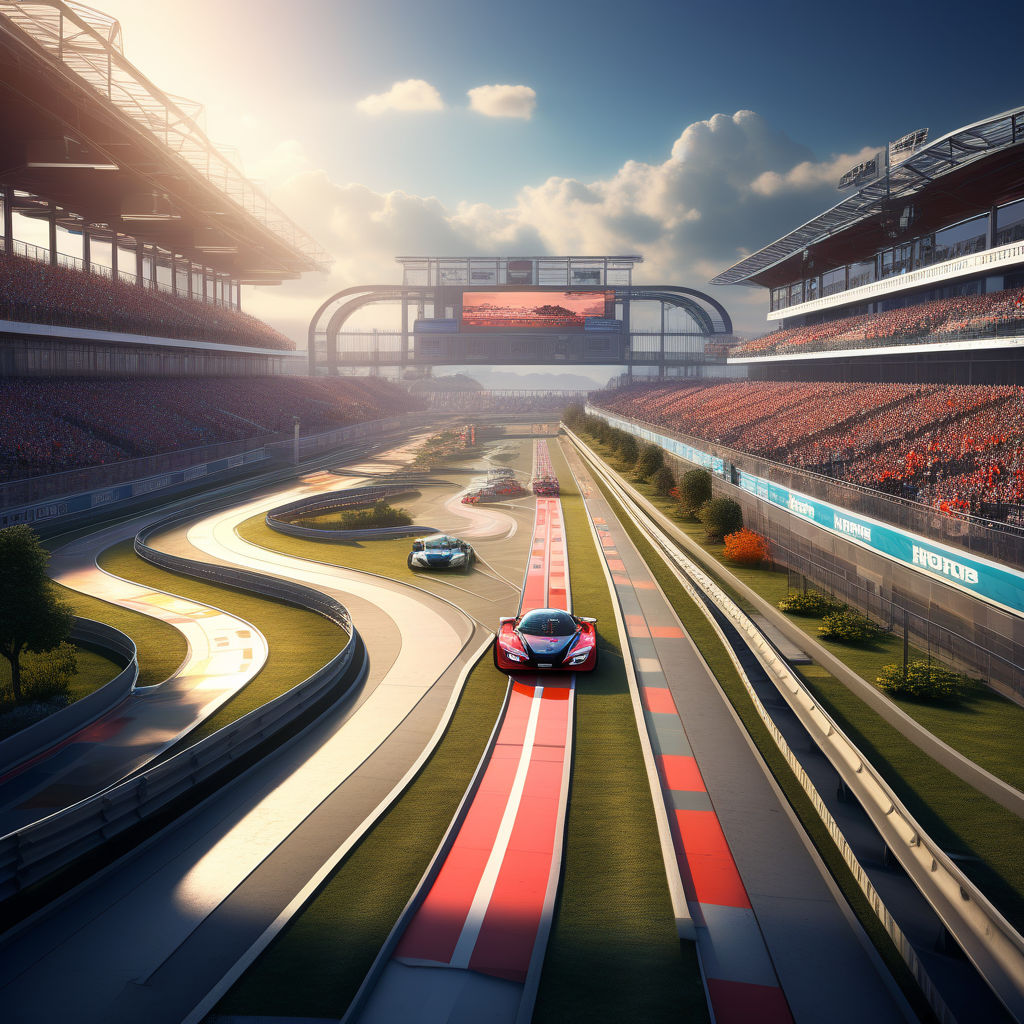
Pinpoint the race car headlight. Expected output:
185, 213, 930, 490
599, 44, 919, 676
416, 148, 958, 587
502, 649, 526, 662
568, 646, 593, 665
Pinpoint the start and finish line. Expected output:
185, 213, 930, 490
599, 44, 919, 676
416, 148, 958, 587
586, 406, 1024, 621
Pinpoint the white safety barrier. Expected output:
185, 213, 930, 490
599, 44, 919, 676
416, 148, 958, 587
0, 502, 362, 904
566, 427, 1024, 1024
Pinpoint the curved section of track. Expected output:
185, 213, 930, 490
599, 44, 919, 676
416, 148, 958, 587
0, 518, 269, 835
350, 491, 574, 1024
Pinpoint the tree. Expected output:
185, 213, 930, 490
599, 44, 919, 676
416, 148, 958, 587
652, 466, 676, 496
0, 526, 73, 702
634, 443, 664, 481
617, 434, 639, 465
698, 497, 744, 541
676, 468, 713, 519
722, 527, 770, 566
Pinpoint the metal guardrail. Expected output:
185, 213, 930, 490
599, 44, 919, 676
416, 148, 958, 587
567, 428, 1024, 1022
0, 507, 361, 903
265, 485, 436, 542
0, 618, 138, 776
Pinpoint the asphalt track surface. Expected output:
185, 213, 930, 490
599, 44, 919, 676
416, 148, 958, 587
0, 436, 509, 1024
354, 487, 574, 1023
561, 441, 914, 1024
0, 513, 270, 835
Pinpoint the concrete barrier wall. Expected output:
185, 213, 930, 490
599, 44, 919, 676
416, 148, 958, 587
0, 619, 138, 777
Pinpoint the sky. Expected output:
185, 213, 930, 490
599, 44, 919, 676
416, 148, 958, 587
17, 0, 1024, 367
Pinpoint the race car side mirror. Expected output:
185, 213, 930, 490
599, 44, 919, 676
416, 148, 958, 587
498, 616, 516, 625
579, 616, 597, 624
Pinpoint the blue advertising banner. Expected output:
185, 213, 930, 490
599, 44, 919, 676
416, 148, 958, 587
587, 406, 1024, 619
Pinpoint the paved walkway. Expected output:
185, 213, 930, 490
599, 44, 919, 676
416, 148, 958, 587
562, 442, 914, 1024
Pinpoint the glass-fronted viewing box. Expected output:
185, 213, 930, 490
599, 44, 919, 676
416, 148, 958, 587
769, 198, 1024, 312
397, 255, 642, 289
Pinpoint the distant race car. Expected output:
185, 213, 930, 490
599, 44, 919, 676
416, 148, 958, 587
494, 608, 598, 672
408, 534, 476, 571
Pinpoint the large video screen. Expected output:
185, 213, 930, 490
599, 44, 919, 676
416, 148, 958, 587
461, 290, 614, 331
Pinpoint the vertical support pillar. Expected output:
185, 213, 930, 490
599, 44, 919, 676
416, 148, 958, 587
2, 186, 13, 252
400, 292, 409, 375
82, 225, 91, 273
659, 299, 666, 379
186, 261, 193, 300
202, 268, 208, 303
150, 246, 158, 289
170, 253, 177, 296
48, 211, 57, 265
110, 233, 119, 279
135, 239, 143, 285
235, 280, 241, 310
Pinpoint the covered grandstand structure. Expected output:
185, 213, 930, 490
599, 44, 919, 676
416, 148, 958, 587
714, 105, 1024, 383
0, 0, 328, 375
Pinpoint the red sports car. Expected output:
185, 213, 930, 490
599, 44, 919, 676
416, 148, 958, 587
494, 608, 598, 673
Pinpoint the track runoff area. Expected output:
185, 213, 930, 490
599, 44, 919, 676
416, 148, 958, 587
352, 445, 575, 1023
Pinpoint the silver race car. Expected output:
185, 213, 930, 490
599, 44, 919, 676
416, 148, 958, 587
408, 534, 476, 571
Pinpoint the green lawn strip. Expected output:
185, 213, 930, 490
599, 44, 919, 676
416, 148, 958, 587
582, 463, 936, 1022
216, 651, 509, 1018
533, 440, 703, 1023
54, 582, 188, 687
96, 540, 346, 751
579, 433, 1024, 794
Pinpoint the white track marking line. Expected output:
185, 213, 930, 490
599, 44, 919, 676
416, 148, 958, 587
449, 684, 545, 969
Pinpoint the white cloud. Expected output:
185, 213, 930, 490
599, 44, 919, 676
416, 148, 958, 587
467, 84, 537, 120
356, 79, 444, 115
263, 110, 877, 341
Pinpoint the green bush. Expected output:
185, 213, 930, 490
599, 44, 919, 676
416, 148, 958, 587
634, 443, 664, 481
777, 590, 846, 617
697, 496, 743, 540
675, 469, 713, 519
652, 466, 676, 497
20, 641, 77, 702
617, 434, 640, 464
818, 609, 884, 644
876, 660, 973, 701
337, 500, 413, 530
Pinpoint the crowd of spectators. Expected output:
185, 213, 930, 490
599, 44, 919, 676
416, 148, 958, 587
0, 375, 423, 480
592, 380, 1024, 518
737, 286, 1024, 357
0, 251, 294, 350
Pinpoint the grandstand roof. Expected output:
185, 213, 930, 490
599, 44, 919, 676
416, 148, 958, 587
712, 105, 1024, 289
0, 1, 330, 282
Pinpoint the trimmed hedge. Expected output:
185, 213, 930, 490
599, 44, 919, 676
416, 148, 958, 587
697, 496, 743, 541
818, 609, 884, 645
876, 660, 974, 701
778, 590, 846, 617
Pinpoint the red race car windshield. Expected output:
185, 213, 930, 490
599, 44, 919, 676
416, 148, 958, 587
518, 610, 576, 637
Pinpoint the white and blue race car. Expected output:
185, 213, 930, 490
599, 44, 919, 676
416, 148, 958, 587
408, 534, 476, 571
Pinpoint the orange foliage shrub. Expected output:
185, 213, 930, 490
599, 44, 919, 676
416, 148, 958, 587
722, 527, 770, 566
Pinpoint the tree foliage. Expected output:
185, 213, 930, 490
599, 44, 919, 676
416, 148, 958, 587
634, 443, 664, 481
652, 466, 676, 496
675, 469, 713, 519
617, 434, 640, 465
697, 496, 743, 541
0, 525, 74, 702
722, 527, 770, 566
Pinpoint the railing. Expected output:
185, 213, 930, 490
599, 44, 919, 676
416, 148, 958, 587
0, 619, 138, 776
0, 504, 363, 901
266, 485, 435, 542
568, 428, 1024, 1022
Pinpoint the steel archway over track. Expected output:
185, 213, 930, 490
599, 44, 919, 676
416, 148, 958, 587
307, 282, 733, 374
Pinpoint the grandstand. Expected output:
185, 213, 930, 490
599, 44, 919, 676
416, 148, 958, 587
713, 105, 1024, 384
587, 105, 1024, 691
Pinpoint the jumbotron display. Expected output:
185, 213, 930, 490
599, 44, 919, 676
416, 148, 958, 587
461, 290, 614, 330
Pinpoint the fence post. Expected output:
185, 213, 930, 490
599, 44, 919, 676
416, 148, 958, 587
903, 609, 909, 683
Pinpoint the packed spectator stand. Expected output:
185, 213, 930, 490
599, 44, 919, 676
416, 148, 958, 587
592, 380, 1024, 520
0, 376, 424, 481
736, 287, 1024, 358
0, 250, 294, 350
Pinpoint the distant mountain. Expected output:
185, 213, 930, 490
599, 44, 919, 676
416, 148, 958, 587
453, 368, 602, 391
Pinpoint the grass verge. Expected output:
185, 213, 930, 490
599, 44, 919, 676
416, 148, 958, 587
578, 433, 1024, 942
97, 540, 346, 750
582, 435, 1024, 794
